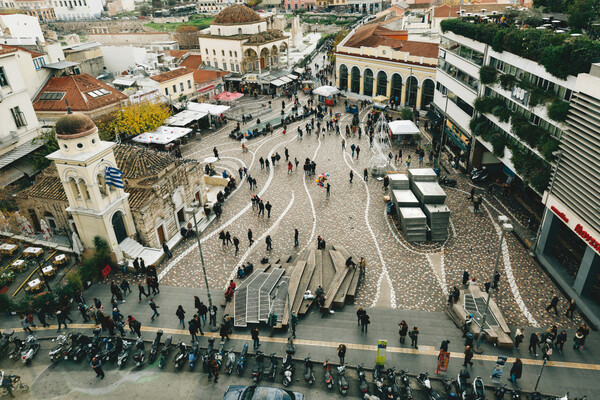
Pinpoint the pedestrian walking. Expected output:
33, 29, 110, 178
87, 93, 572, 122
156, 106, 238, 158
294, 228, 299, 247
56, 310, 67, 331
251, 327, 260, 349
162, 241, 173, 258
121, 279, 131, 295
258, 200, 265, 217
138, 282, 148, 303
356, 307, 365, 326
398, 321, 408, 344
529, 332, 540, 356
149, 298, 160, 320
198, 302, 208, 325
337, 344, 346, 364
573, 331, 584, 351
209, 305, 217, 326
266, 235, 272, 251
565, 299, 576, 318
409, 327, 419, 349
509, 358, 522, 383
233, 236, 240, 256
213, 147, 219, 160
176, 305, 186, 328
462, 270, 470, 285
91, 357, 104, 379
220, 323, 229, 341
20, 314, 33, 333
364, 168, 368, 181
248, 228, 254, 246
210, 359, 220, 383
463, 345, 474, 367
356, 145, 360, 158
265, 201, 272, 218
326, 183, 330, 197
349, 170, 353, 183
541, 339, 553, 360
440, 339, 450, 353
468, 187, 475, 201
546, 295, 559, 315
514, 328, 524, 349
36, 308, 49, 327
359, 312, 370, 333
225, 231, 233, 246
493, 271, 500, 289
555, 330, 567, 353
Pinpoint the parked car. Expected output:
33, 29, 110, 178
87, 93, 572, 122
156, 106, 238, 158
223, 385, 304, 400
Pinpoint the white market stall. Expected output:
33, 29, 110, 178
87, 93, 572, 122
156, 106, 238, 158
132, 126, 193, 145
165, 109, 208, 127
389, 120, 421, 145
313, 85, 339, 107
187, 102, 231, 128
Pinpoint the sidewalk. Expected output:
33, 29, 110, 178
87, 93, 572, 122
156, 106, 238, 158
1, 284, 596, 398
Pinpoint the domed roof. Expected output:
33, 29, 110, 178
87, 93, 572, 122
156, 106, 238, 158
55, 112, 97, 139
213, 4, 262, 25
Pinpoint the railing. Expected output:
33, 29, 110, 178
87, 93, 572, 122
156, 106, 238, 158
0, 131, 19, 147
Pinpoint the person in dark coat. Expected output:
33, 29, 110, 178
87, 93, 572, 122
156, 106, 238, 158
509, 358, 522, 383
198, 302, 208, 325
440, 339, 450, 353
176, 305, 186, 329
409, 327, 419, 349
138, 283, 148, 303
463, 345, 474, 367
91, 357, 104, 379
398, 321, 408, 344
248, 228, 254, 246
529, 332, 540, 356
188, 317, 198, 343
546, 295, 559, 315
220, 324, 229, 341
462, 270, 470, 285
565, 299, 576, 318
356, 307, 365, 326
37, 308, 50, 327
359, 312, 370, 333
337, 344, 346, 364
162, 242, 172, 258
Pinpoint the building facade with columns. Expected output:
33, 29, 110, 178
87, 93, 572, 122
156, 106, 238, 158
198, 4, 288, 75
335, 22, 438, 109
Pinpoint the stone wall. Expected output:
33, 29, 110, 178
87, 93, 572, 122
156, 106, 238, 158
43, 19, 152, 35
88, 32, 173, 47
15, 196, 70, 233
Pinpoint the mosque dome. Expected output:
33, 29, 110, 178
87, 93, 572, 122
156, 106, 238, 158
55, 113, 97, 139
213, 4, 262, 25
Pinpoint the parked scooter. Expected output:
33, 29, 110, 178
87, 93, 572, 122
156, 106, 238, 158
337, 364, 349, 396
133, 336, 145, 367
303, 354, 315, 385
455, 370, 470, 400
0, 329, 14, 356
252, 351, 264, 383
188, 340, 200, 371
417, 372, 444, 400
282, 353, 295, 387
399, 370, 413, 400
8, 337, 23, 360
158, 335, 172, 369
265, 352, 277, 379
202, 338, 215, 373
68, 334, 90, 362
385, 367, 401, 400
215, 341, 225, 369
323, 359, 334, 390
61, 332, 81, 361
443, 379, 458, 399
48, 334, 68, 363
439, 175, 457, 187
236, 343, 248, 376
357, 364, 369, 395
508, 389, 521, 400
117, 340, 132, 368
173, 341, 188, 370
472, 376, 485, 400
148, 330, 163, 364
97, 337, 122, 363
224, 347, 236, 375
20, 335, 40, 365
493, 385, 508, 400
85, 327, 102, 361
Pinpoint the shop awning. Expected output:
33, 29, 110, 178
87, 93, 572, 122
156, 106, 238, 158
112, 78, 135, 86
187, 102, 231, 115
212, 91, 243, 101
0, 140, 43, 170
294, 67, 305, 74
279, 76, 292, 84
165, 110, 208, 127
426, 110, 442, 125
0, 158, 40, 187
288, 74, 299, 80
271, 79, 285, 87
132, 126, 193, 145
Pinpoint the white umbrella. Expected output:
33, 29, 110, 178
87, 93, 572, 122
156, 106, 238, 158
72, 232, 84, 256
40, 219, 52, 240
313, 85, 340, 97
203, 157, 218, 163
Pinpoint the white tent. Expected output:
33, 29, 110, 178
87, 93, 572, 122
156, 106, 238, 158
132, 126, 193, 145
313, 86, 340, 97
72, 232, 84, 256
187, 102, 231, 116
389, 120, 420, 136
165, 110, 208, 127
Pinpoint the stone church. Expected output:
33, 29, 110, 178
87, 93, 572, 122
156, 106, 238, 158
15, 113, 207, 260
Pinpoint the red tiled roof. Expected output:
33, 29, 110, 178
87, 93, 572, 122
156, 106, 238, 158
0, 45, 18, 56
167, 50, 189, 58
150, 68, 194, 83
0, 44, 44, 58
191, 69, 228, 85
434, 4, 462, 18
179, 54, 203, 70
33, 74, 128, 113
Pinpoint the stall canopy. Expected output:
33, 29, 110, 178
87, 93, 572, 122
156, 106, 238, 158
279, 76, 292, 84
294, 67, 305, 74
165, 109, 208, 126
132, 126, 193, 145
187, 102, 231, 116
288, 74, 299, 80
212, 91, 243, 101
270, 79, 285, 87
389, 120, 420, 136
372, 95, 389, 104
313, 86, 340, 97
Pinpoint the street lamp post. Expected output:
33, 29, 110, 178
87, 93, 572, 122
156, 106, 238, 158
435, 92, 454, 168
187, 201, 218, 332
474, 215, 513, 353
534, 358, 547, 392
531, 150, 563, 256
276, 281, 296, 354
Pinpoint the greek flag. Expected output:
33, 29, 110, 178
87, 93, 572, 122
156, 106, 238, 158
105, 166, 124, 189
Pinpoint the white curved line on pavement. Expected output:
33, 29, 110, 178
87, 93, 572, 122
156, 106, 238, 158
228, 191, 296, 281
342, 151, 396, 308
299, 134, 321, 255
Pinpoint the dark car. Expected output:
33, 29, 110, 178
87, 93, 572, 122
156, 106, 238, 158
223, 385, 304, 400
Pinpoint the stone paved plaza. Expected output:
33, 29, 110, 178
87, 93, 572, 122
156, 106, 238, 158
155, 53, 582, 330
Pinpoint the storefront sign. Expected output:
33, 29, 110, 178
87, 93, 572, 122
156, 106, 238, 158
511, 87, 529, 107
376, 340, 387, 366
550, 206, 569, 223
575, 224, 600, 253
491, 356, 507, 380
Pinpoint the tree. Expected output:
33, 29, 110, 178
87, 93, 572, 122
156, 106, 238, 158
173, 25, 199, 49
151, 0, 162, 9
31, 128, 59, 170
95, 101, 171, 140
568, 0, 597, 29
139, 4, 151, 16
247, 0, 263, 6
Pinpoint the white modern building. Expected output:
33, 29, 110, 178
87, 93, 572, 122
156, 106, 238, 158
52, 0, 104, 20
197, 0, 244, 13
0, 44, 42, 186
0, 14, 45, 42
1, 0, 56, 22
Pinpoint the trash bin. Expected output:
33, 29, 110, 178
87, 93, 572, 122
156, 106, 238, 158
465, 332, 474, 347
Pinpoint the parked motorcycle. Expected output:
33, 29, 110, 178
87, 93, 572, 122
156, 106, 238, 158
399, 370, 413, 400
337, 364, 349, 396
303, 355, 315, 385
20, 335, 40, 365
357, 364, 369, 395
133, 336, 145, 367
386, 367, 401, 400
189, 340, 201, 371
252, 351, 264, 383
68, 334, 90, 362
61, 332, 81, 361
508, 389, 521, 400
417, 372, 444, 400
236, 343, 248, 376
456, 369, 470, 400
148, 330, 163, 364
173, 341, 188, 370
0, 329, 14, 356
493, 385, 508, 400
443, 379, 458, 399
224, 347, 236, 375
323, 359, 333, 390
85, 327, 102, 361
439, 175, 457, 187
117, 340, 132, 368
282, 353, 295, 387
472, 376, 485, 400
158, 335, 172, 369
7, 337, 23, 361
97, 337, 122, 363
48, 334, 68, 363
214, 341, 225, 370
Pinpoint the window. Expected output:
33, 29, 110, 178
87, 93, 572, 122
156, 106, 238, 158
206, 61, 210, 66
187, 80, 192, 89
236, 64, 240, 72
213, 49, 216, 55
229, 51, 232, 56
97, 174, 107, 197
230, 63, 234, 71
234, 51, 237, 57
165, 87, 169, 95
438, 59, 478, 92
205, 48, 208, 54
221, 50, 225, 56
172, 84, 177, 93
214, 61, 218, 68
0, 66, 8, 86
10, 106, 26, 128
180, 82, 184, 91
87, 88, 110, 98
39, 91, 65, 100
